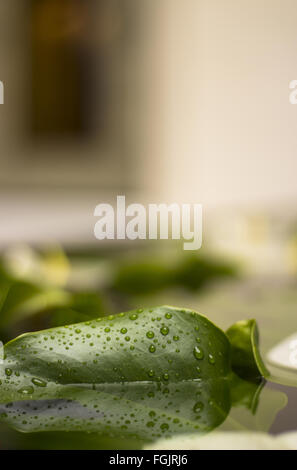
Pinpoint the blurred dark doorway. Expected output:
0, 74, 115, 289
30, 0, 95, 137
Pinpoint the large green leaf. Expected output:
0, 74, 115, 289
0, 306, 276, 443
0, 306, 230, 387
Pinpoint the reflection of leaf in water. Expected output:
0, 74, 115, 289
229, 374, 265, 412
221, 384, 288, 433
0, 305, 282, 444
0, 380, 230, 441
0, 377, 285, 443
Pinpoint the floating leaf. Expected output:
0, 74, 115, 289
0, 306, 230, 387
0, 306, 273, 443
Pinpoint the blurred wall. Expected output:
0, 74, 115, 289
153, 0, 297, 212
0, 1, 297, 247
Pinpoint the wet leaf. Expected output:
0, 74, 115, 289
0, 306, 272, 442
0, 306, 230, 387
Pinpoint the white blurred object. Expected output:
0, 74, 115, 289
267, 334, 297, 372
145, 431, 297, 450
3, 245, 70, 287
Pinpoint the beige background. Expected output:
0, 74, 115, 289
0, 1, 296, 245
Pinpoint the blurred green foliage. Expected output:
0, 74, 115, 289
0, 248, 107, 342
112, 254, 238, 295
0, 245, 238, 342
